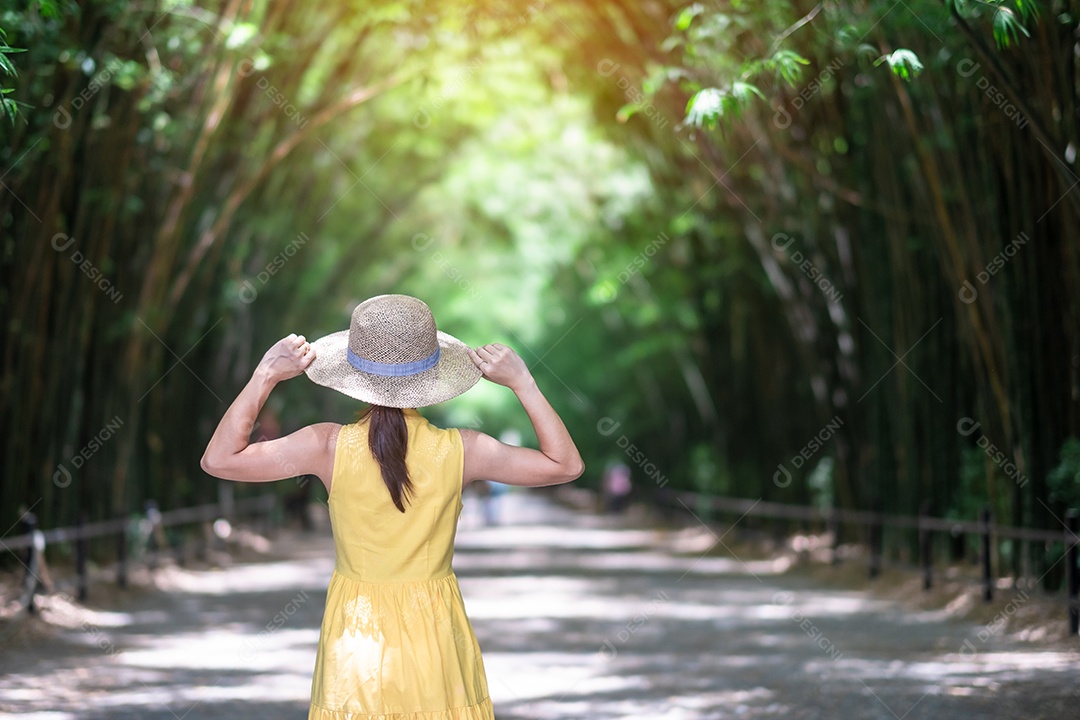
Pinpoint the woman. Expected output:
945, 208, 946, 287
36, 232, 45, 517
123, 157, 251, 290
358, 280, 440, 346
200, 294, 584, 720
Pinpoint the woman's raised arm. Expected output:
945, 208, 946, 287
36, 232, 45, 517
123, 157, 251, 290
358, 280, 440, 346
460, 343, 584, 488
201, 334, 338, 485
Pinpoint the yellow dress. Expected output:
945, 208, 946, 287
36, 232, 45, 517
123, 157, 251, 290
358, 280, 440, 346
308, 408, 494, 719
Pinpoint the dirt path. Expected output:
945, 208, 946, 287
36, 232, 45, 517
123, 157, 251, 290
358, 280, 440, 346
1, 493, 1077, 719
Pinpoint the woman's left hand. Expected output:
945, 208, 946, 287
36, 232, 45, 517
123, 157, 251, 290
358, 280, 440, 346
258, 333, 316, 383
202, 334, 329, 483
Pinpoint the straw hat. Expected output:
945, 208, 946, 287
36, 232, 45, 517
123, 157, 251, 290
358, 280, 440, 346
304, 294, 481, 408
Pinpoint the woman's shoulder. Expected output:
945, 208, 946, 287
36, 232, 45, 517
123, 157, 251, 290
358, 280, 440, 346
404, 409, 457, 433
311, 422, 346, 451
457, 427, 490, 459
406, 411, 467, 450
313, 420, 346, 434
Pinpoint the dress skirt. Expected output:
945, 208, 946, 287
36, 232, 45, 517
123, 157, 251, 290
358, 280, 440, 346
308, 567, 494, 719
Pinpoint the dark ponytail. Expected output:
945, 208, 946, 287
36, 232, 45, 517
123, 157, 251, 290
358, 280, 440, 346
358, 405, 413, 512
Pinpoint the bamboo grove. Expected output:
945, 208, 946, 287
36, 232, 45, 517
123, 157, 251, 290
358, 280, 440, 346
1, 1, 1078, 584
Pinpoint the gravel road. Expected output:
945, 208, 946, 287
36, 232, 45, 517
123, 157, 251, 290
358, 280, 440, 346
1, 492, 1076, 719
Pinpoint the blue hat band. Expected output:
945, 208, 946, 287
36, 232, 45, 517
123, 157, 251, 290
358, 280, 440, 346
346, 346, 440, 377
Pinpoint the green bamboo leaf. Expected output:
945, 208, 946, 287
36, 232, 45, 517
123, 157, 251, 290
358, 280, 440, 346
731, 81, 766, 103
616, 101, 643, 123
992, 7, 1029, 48
2, 97, 17, 125
772, 49, 810, 85
36, 0, 63, 19
856, 43, 879, 63
676, 4, 704, 31
1012, 0, 1039, 23
685, 87, 723, 129
836, 25, 860, 45
875, 49, 923, 81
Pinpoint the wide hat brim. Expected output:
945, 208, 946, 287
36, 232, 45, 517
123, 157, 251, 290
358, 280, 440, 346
304, 329, 482, 408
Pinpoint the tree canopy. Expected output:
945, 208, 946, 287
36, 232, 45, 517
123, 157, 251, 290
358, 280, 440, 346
1, 0, 1077, 582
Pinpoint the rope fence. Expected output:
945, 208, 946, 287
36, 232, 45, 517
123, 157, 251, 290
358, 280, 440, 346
1, 494, 278, 613
654, 489, 1080, 637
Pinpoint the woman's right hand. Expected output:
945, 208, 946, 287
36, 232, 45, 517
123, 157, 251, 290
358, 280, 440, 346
467, 343, 533, 392
461, 342, 584, 488
257, 333, 316, 383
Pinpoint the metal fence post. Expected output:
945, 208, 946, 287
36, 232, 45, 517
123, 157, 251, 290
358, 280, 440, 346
827, 509, 840, 565
919, 501, 932, 591
981, 507, 993, 603
145, 500, 162, 571
1066, 509, 1078, 636
174, 528, 187, 568
195, 520, 209, 562
76, 511, 89, 601
20, 512, 41, 614
261, 493, 275, 539
116, 517, 128, 589
869, 508, 883, 579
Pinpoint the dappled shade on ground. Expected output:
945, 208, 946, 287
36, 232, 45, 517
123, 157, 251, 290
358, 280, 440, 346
1, 494, 1077, 719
